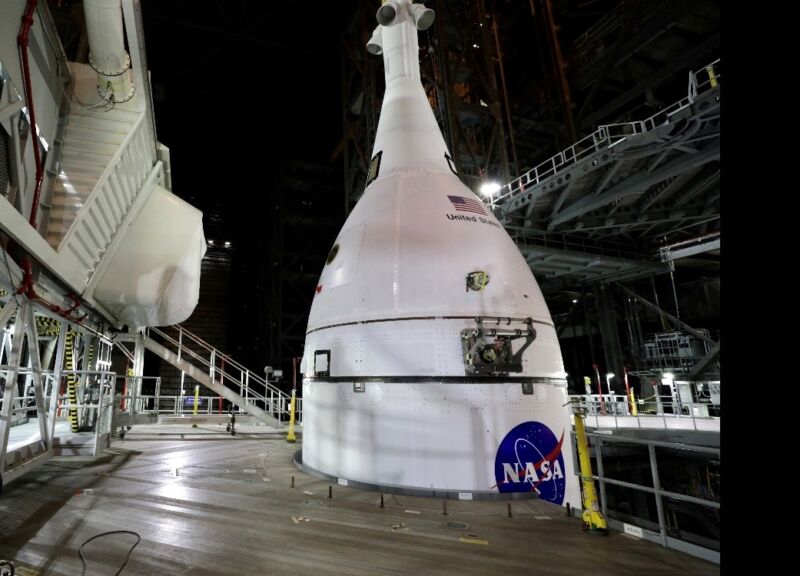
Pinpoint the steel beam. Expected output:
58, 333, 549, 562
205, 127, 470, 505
0, 301, 26, 479
552, 145, 719, 226
582, 33, 720, 128
687, 341, 720, 379
615, 283, 716, 344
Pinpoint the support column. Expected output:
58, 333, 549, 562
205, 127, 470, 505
77, 334, 95, 429
477, 0, 511, 181
595, 284, 625, 393
48, 321, 68, 447
22, 306, 49, 450
0, 301, 25, 479
133, 332, 145, 391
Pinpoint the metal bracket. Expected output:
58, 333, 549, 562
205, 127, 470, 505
314, 349, 331, 377
460, 317, 536, 376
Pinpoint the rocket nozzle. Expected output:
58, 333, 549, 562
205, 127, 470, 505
409, 3, 435, 30
367, 26, 383, 55
377, 1, 398, 26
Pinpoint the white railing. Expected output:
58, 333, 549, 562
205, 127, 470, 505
115, 393, 302, 423
489, 59, 720, 211
146, 325, 293, 422
3, 370, 117, 456
58, 112, 155, 283
570, 388, 720, 433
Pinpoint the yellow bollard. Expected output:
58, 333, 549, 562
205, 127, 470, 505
286, 389, 297, 443
707, 65, 718, 88
630, 389, 638, 416
572, 404, 608, 535
191, 385, 200, 428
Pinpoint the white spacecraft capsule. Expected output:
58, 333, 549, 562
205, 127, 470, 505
300, 0, 579, 507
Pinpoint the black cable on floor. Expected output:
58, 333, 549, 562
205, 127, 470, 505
78, 530, 141, 576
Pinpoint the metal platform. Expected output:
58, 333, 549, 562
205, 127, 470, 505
491, 60, 720, 284
0, 423, 719, 574
578, 413, 719, 434
7, 420, 67, 454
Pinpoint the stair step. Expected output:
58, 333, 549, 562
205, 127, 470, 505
69, 106, 142, 123
67, 113, 136, 132
53, 183, 94, 200
52, 185, 92, 201
50, 192, 89, 207
57, 161, 106, 176
56, 168, 103, 184
48, 209, 83, 225
64, 126, 128, 146
61, 138, 121, 157
61, 150, 115, 169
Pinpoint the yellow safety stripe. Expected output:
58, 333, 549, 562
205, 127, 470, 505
65, 331, 79, 432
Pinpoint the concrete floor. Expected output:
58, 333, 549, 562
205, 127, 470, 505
0, 423, 719, 575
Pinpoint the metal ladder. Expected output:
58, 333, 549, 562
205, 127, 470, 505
143, 325, 290, 428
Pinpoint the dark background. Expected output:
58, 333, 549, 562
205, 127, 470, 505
48, 0, 721, 391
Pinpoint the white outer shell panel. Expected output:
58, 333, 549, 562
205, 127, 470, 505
302, 169, 562, 380
306, 171, 550, 333
301, 0, 576, 505
305, 318, 564, 378
302, 380, 581, 508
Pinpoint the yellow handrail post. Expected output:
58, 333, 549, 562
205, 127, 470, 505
286, 356, 299, 443
191, 384, 200, 428
572, 402, 608, 535
286, 389, 297, 443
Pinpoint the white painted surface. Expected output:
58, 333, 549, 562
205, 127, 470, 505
83, 0, 134, 101
306, 318, 563, 378
579, 414, 721, 433
93, 184, 206, 327
301, 0, 579, 508
624, 523, 644, 538
303, 380, 578, 506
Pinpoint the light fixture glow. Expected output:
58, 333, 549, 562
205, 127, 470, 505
479, 181, 501, 197
606, 372, 615, 379
224, 241, 232, 248
572, 298, 578, 303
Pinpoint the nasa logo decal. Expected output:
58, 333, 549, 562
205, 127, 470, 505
493, 421, 566, 504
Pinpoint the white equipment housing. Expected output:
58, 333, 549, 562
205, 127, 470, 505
0, 0, 205, 329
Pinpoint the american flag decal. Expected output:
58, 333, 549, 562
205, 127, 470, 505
448, 195, 487, 216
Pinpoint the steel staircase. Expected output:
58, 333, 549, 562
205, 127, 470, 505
143, 325, 290, 428
47, 106, 143, 249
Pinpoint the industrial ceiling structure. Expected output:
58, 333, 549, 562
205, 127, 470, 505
40, 0, 722, 397
342, 0, 719, 288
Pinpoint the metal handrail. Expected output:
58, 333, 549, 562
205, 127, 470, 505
489, 59, 720, 211
147, 325, 291, 418
569, 390, 720, 432
119, 393, 302, 421
58, 111, 155, 279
